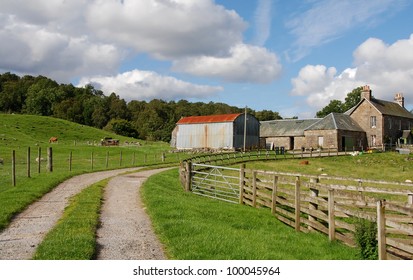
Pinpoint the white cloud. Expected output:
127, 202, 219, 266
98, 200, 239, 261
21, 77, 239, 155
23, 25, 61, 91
252, 0, 272, 46
85, 0, 247, 59
172, 44, 282, 83
1, 0, 277, 88
285, 0, 408, 61
77, 70, 223, 101
0, 15, 123, 81
291, 34, 413, 110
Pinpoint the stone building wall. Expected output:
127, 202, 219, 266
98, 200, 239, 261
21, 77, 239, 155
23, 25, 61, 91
350, 101, 383, 147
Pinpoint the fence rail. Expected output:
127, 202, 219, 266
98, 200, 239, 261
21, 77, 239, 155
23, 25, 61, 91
179, 160, 413, 260
0, 146, 181, 190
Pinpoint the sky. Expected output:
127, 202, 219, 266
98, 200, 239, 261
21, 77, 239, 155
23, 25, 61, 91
1, 0, 413, 118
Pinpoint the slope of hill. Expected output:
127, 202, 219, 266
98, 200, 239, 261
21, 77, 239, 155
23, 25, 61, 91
0, 113, 140, 147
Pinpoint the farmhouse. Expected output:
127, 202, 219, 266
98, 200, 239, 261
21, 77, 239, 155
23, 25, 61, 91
261, 85, 413, 151
171, 113, 260, 150
347, 86, 413, 147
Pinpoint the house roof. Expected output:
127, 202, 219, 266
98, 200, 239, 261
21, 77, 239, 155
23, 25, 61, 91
176, 113, 242, 124
260, 119, 320, 137
306, 113, 365, 132
347, 98, 413, 119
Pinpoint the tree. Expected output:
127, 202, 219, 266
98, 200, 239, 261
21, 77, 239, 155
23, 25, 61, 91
24, 77, 59, 115
104, 119, 138, 138
254, 110, 282, 121
343, 87, 362, 111
316, 100, 344, 118
316, 87, 362, 118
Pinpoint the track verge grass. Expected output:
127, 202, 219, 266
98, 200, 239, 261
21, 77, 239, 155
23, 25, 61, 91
33, 179, 109, 260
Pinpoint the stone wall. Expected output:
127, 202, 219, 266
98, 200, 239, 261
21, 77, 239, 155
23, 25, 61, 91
350, 101, 383, 147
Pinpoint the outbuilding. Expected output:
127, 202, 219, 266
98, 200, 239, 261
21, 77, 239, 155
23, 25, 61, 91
171, 113, 260, 150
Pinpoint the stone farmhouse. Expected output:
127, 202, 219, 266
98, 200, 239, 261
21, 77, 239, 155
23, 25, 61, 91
261, 85, 413, 151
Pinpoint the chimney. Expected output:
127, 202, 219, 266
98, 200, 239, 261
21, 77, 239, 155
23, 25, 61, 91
361, 85, 372, 101
394, 93, 405, 107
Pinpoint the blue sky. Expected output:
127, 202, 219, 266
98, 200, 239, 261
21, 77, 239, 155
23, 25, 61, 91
1, 0, 413, 118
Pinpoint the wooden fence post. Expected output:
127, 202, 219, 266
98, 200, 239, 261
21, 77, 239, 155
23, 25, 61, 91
308, 177, 319, 231
408, 193, 413, 205
106, 151, 109, 169
27, 147, 31, 178
295, 176, 301, 232
377, 200, 387, 260
132, 152, 136, 165
252, 171, 257, 207
328, 189, 335, 241
37, 147, 41, 174
12, 150, 16, 186
91, 151, 94, 170
47, 147, 53, 172
69, 151, 72, 172
271, 175, 278, 215
239, 164, 245, 204
119, 151, 123, 166
185, 161, 192, 192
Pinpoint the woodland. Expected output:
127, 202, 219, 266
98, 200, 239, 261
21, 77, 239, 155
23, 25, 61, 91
0, 72, 282, 142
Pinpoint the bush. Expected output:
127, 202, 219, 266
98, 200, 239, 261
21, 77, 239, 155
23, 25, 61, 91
354, 218, 378, 260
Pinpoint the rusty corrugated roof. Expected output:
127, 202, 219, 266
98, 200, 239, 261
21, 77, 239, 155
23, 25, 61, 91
177, 113, 242, 124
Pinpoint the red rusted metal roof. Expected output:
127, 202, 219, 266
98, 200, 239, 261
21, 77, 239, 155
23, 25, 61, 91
177, 113, 242, 124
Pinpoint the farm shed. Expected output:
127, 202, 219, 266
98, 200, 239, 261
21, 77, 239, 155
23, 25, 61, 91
304, 113, 367, 151
260, 118, 320, 150
171, 113, 260, 150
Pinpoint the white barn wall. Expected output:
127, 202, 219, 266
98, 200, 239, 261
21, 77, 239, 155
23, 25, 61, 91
176, 122, 234, 149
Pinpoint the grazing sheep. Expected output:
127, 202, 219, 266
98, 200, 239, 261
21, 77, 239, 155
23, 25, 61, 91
35, 157, 45, 162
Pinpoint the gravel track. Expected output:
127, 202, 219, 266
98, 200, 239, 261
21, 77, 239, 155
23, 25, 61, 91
95, 168, 169, 260
0, 167, 167, 260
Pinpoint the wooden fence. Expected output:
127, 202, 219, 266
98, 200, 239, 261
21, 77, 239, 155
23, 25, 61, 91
179, 161, 413, 260
1, 146, 178, 188
188, 148, 347, 166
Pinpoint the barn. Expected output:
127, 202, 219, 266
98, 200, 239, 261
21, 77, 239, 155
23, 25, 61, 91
171, 113, 260, 150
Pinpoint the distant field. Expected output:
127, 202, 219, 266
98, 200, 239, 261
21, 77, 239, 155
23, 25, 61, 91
240, 151, 413, 183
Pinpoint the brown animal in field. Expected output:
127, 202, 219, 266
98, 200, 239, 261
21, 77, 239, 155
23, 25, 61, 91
49, 137, 58, 143
299, 160, 309, 165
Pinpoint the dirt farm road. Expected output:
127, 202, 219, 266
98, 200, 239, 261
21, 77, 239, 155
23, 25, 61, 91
0, 167, 169, 260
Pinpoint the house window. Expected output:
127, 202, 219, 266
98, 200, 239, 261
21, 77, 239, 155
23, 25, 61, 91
370, 116, 376, 128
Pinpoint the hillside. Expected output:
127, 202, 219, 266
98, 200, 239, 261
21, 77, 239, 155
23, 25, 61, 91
0, 113, 145, 147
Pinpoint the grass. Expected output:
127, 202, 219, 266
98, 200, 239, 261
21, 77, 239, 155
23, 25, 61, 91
33, 179, 109, 260
0, 113, 177, 231
141, 168, 359, 260
243, 151, 413, 182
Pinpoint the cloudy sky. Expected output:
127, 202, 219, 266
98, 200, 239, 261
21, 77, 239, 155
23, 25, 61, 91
1, 0, 412, 118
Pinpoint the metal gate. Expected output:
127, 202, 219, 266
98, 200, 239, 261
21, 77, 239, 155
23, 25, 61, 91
191, 163, 240, 203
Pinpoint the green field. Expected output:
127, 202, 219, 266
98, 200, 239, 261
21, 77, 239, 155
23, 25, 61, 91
0, 113, 176, 230
241, 151, 413, 183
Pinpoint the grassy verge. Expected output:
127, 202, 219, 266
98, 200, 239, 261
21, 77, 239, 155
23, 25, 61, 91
33, 179, 109, 260
0, 173, 75, 230
141, 169, 359, 260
